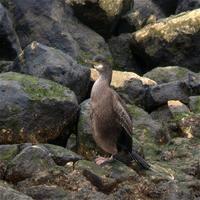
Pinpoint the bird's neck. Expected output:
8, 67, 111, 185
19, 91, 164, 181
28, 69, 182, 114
99, 70, 112, 86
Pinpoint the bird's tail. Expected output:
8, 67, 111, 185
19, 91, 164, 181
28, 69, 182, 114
129, 150, 151, 170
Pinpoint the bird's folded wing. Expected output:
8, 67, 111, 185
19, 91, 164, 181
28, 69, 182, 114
112, 91, 133, 138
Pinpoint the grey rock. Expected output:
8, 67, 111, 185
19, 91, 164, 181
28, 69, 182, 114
145, 81, 190, 110
11, 41, 90, 101
176, 0, 200, 14
75, 159, 138, 192
6, 145, 56, 183
67, 0, 134, 38
0, 72, 79, 144
21, 185, 69, 200
0, 181, 33, 200
43, 144, 82, 166
0, 3, 21, 60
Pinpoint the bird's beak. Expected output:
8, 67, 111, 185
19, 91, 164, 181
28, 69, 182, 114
84, 60, 99, 68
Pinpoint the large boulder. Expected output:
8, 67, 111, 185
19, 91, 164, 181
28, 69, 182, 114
0, 3, 21, 60
1, 0, 111, 62
66, 0, 134, 39
11, 42, 90, 101
132, 9, 200, 72
176, 0, 200, 14
0, 72, 79, 144
144, 66, 196, 84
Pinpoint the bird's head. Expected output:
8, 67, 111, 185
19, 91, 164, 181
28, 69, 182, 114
86, 55, 111, 74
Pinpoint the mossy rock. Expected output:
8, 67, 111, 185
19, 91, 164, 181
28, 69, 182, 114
0, 72, 79, 144
144, 66, 195, 84
132, 9, 200, 71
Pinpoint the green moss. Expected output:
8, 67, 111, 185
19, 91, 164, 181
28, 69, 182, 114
0, 72, 74, 101
0, 145, 18, 161
194, 98, 200, 113
127, 104, 143, 120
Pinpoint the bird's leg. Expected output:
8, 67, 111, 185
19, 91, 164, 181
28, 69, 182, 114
95, 155, 113, 165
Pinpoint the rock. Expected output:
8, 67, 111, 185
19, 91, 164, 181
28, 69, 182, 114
145, 81, 190, 111
42, 144, 82, 166
21, 185, 69, 200
116, 0, 166, 34
5, 145, 56, 183
11, 41, 90, 101
0, 181, 33, 200
167, 100, 200, 138
108, 34, 141, 73
116, 10, 143, 34
127, 104, 167, 155
67, 0, 134, 38
77, 99, 99, 159
2, 0, 111, 62
0, 72, 79, 144
0, 3, 21, 60
0, 61, 13, 73
132, 9, 200, 72
75, 159, 138, 192
168, 100, 190, 116
0, 144, 18, 162
133, 0, 165, 26
144, 66, 195, 84
189, 96, 200, 113
152, 0, 178, 15
176, 0, 200, 14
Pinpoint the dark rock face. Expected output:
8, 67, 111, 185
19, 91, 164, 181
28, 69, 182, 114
11, 42, 91, 101
176, 0, 200, 14
0, 72, 79, 144
0, 3, 21, 60
67, 0, 134, 39
108, 34, 141, 73
2, 0, 111, 62
132, 9, 200, 72
152, 0, 178, 15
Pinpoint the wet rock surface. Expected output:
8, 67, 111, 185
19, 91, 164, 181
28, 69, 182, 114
0, 0, 199, 199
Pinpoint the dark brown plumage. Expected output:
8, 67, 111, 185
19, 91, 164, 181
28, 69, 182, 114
90, 55, 150, 169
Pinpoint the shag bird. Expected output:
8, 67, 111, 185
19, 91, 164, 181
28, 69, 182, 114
89, 55, 150, 170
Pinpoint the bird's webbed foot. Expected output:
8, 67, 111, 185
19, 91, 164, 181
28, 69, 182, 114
95, 155, 113, 165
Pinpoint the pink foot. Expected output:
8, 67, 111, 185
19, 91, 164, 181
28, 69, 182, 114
95, 156, 113, 165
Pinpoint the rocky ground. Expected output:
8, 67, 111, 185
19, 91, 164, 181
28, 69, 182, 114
0, 0, 200, 199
